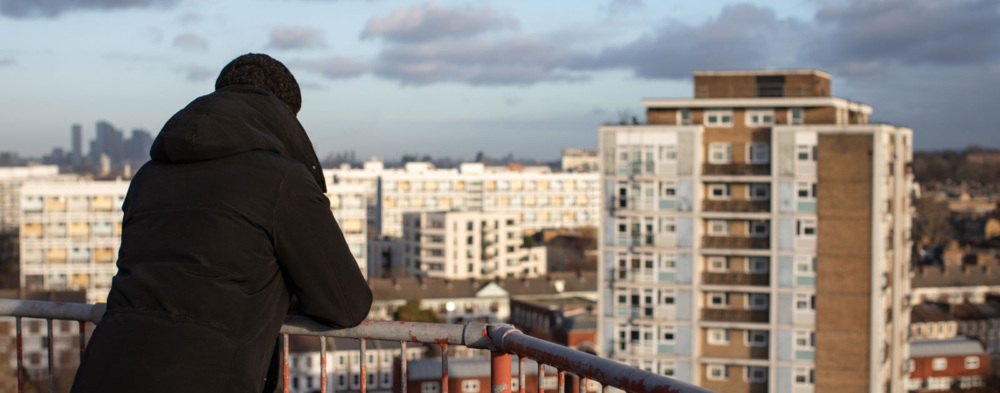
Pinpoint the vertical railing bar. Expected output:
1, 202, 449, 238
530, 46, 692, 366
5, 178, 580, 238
16, 317, 23, 393
580, 376, 587, 393
359, 338, 367, 393
490, 351, 512, 393
282, 334, 289, 393
78, 320, 86, 361
400, 341, 408, 393
441, 343, 449, 393
537, 363, 545, 393
47, 319, 55, 393
320, 337, 327, 393
558, 369, 565, 393
518, 357, 525, 393
601, 384, 608, 393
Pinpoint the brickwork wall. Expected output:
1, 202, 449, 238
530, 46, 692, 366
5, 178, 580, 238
815, 133, 874, 392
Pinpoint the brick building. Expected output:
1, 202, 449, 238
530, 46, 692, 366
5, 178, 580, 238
597, 70, 913, 392
906, 338, 990, 392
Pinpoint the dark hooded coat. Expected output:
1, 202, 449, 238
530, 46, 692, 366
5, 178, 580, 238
71, 85, 373, 392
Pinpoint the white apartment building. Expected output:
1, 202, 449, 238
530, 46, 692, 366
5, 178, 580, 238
0, 166, 73, 234
597, 70, 913, 393
326, 161, 602, 239
400, 211, 546, 279
18, 180, 369, 303
19, 180, 129, 304
327, 184, 369, 278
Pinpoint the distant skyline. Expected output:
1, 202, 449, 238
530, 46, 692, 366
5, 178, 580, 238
1, 0, 998, 160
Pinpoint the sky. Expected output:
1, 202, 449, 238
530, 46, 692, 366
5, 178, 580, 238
1, 0, 998, 161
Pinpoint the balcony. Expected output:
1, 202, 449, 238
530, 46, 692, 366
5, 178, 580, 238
701, 273, 769, 286
701, 236, 769, 250
701, 200, 769, 213
700, 308, 769, 323
0, 299, 714, 393
702, 164, 770, 176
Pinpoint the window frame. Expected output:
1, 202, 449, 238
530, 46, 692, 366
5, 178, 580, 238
705, 110, 734, 127
422, 382, 441, 393
707, 220, 729, 236
965, 356, 980, 370
932, 357, 948, 371
747, 257, 769, 274
745, 109, 775, 127
707, 256, 729, 272
746, 330, 768, 347
462, 380, 481, 393
789, 108, 805, 125
707, 328, 730, 345
748, 142, 770, 164
708, 143, 732, 164
749, 221, 769, 237
748, 183, 769, 201
707, 292, 729, 309
706, 364, 729, 381
745, 366, 768, 382
746, 293, 769, 310
707, 184, 730, 200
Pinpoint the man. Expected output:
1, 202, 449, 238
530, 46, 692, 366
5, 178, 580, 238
72, 54, 372, 392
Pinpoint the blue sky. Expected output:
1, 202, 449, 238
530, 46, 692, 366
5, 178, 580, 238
1, 0, 998, 161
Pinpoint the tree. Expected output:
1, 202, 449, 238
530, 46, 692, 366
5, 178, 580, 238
393, 299, 442, 323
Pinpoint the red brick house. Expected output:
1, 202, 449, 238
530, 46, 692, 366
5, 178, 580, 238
907, 338, 990, 392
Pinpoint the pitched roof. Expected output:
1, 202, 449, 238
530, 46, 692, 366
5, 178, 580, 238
369, 271, 597, 301
912, 265, 1000, 288
910, 338, 985, 358
911, 303, 953, 323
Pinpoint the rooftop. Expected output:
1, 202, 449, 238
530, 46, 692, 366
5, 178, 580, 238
910, 337, 985, 358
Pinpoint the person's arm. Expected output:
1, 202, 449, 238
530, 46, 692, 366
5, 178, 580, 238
272, 164, 372, 328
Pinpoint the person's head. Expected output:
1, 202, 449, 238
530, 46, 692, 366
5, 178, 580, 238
215, 53, 302, 115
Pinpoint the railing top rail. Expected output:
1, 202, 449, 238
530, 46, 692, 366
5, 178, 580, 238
1, 298, 715, 393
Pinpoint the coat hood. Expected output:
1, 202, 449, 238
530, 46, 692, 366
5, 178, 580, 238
150, 85, 327, 192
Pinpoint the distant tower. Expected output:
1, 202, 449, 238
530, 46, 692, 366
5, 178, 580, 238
71, 124, 82, 166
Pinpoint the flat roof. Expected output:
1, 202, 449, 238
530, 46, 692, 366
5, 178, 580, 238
910, 337, 985, 358
693, 69, 832, 79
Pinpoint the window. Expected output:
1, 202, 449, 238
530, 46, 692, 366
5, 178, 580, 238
462, 380, 480, 393
795, 294, 816, 311
745, 109, 775, 126
707, 328, 729, 344
793, 368, 814, 385
338, 374, 347, 388
932, 357, 948, 371
789, 108, 804, 125
748, 184, 769, 200
747, 330, 768, 347
749, 221, 769, 237
661, 325, 676, 342
706, 364, 729, 380
745, 366, 767, 382
796, 144, 816, 161
794, 330, 815, 349
796, 256, 816, 275
796, 219, 817, 237
959, 376, 984, 389
708, 292, 729, 308
705, 110, 734, 127
382, 372, 392, 387
660, 181, 676, 197
678, 109, 692, 125
747, 257, 769, 273
707, 256, 729, 272
747, 294, 768, 310
708, 143, 732, 164
708, 184, 730, 200
423, 382, 441, 393
707, 220, 729, 236
796, 182, 817, 199
965, 356, 980, 369
748, 142, 770, 164
927, 377, 952, 390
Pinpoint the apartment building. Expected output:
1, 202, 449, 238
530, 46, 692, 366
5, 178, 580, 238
400, 211, 546, 279
597, 70, 913, 393
18, 180, 369, 302
19, 180, 129, 304
326, 161, 601, 239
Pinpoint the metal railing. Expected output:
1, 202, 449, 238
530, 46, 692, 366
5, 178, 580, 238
0, 299, 715, 393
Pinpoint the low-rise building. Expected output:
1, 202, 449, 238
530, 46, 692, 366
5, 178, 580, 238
912, 264, 1000, 305
508, 296, 597, 353
400, 357, 599, 393
286, 336, 424, 393
906, 338, 990, 392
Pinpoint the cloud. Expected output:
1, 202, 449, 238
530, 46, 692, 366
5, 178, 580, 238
298, 81, 326, 91
801, 0, 1000, 75
181, 64, 214, 82
144, 27, 164, 44
0, 0, 179, 18
172, 32, 208, 52
371, 35, 589, 85
266, 25, 327, 50
290, 57, 368, 79
605, 0, 643, 15
0, 56, 14, 66
178, 12, 202, 26
361, 1, 518, 43
575, 4, 805, 79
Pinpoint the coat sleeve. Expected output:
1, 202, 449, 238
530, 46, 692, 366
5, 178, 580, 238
272, 164, 372, 328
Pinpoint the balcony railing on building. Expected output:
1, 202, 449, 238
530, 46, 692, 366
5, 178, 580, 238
701, 200, 769, 213
701, 236, 769, 250
701, 164, 770, 176
700, 308, 769, 324
701, 272, 769, 286
0, 299, 714, 393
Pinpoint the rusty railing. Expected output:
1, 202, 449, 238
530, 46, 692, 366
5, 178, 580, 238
0, 298, 715, 393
